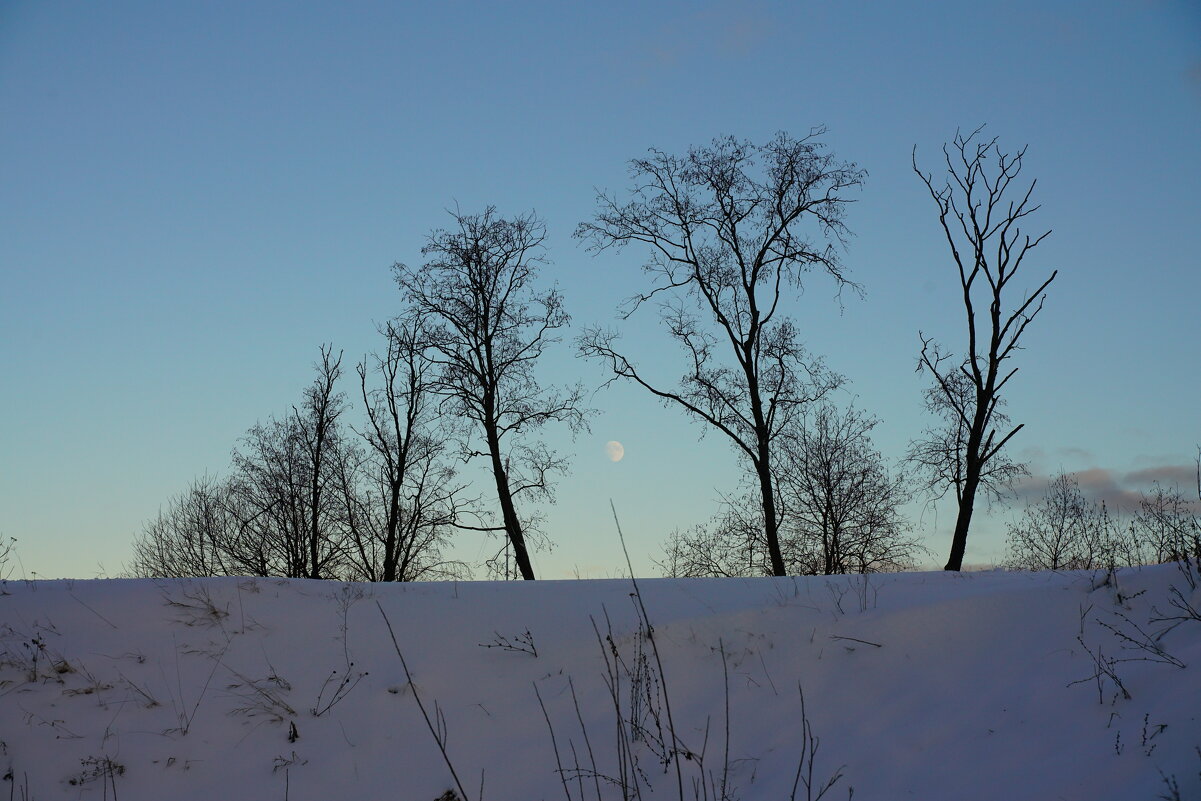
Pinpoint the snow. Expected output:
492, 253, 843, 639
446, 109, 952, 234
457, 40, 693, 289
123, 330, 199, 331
2, 566, 1199, 800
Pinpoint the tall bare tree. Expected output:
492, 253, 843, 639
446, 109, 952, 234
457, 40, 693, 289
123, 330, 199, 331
296, 345, 346, 578
910, 127, 1057, 571
395, 208, 586, 580
578, 130, 865, 576
225, 345, 349, 579
341, 317, 467, 581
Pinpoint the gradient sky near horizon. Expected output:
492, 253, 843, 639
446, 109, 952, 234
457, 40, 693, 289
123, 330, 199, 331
2, 0, 1199, 580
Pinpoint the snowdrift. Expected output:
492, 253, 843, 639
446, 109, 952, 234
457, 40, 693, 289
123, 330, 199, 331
2, 566, 1199, 800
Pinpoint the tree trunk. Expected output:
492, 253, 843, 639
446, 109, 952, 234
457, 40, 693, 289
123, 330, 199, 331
308, 432, 324, 579
485, 420, 536, 580
945, 464, 981, 571
305, 400, 332, 581
756, 458, 786, 577
745, 350, 786, 577
382, 479, 402, 582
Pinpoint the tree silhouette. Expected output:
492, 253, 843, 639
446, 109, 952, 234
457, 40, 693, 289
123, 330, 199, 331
342, 316, 467, 581
778, 404, 919, 575
224, 345, 349, 579
1003, 473, 1113, 571
395, 208, 585, 580
129, 475, 234, 578
910, 127, 1057, 571
578, 130, 865, 576
660, 405, 920, 577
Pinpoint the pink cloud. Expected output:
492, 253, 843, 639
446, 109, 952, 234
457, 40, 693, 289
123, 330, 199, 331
1010, 462, 1199, 514
1124, 464, 1199, 490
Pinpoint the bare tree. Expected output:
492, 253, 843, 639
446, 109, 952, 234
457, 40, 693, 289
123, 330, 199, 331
129, 475, 234, 578
1004, 473, 1116, 571
1132, 475, 1200, 564
910, 127, 1057, 571
578, 130, 865, 576
223, 417, 309, 577
296, 344, 346, 578
660, 405, 920, 578
341, 317, 468, 581
660, 497, 770, 578
907, 370, 1029, 522
225, 346, 349, 579
394, 208, 586, 580
778, 404, 921, 575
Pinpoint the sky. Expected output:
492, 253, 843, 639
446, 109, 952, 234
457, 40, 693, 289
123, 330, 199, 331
1, 0, 1198, 579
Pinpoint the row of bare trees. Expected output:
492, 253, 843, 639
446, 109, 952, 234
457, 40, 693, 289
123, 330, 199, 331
133, 210, 583, 581
583, 126, 1060, 575
135, 124, 1112, 580
1005, 458, 1201, 572
131, 342, 469, 581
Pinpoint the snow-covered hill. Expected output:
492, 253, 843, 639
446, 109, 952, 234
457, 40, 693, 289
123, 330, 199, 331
2, 566, 1199, 800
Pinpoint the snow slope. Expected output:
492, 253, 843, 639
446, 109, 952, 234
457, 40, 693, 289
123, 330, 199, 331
2, 566, 1199, 800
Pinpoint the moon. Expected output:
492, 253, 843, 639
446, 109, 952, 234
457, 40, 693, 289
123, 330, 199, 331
605, 440, 625, 463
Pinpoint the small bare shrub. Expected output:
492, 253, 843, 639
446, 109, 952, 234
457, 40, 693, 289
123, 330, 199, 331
479, 629, 538, 657
68, 755, 125, 799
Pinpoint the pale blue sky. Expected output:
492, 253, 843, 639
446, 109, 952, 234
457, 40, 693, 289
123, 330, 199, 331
2, 0, 1198, 578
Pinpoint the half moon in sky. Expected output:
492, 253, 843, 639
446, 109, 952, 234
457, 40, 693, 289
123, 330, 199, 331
605, 440, 625, 462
